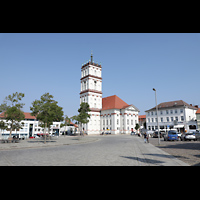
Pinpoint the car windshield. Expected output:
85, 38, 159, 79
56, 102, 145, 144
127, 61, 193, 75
186, 133, 194, 135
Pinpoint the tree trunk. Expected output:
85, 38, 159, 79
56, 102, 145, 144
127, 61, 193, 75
9, 121, 13, 139
44, 122, 46, 144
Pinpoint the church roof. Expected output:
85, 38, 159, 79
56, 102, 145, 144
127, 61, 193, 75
102, 95, 130, 111
0, 111, 36, 120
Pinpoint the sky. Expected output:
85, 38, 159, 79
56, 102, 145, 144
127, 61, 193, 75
0, 33, 200, 116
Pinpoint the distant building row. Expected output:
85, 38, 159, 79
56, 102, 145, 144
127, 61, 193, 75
0, 112, 62, 139
145, 100, 199, 133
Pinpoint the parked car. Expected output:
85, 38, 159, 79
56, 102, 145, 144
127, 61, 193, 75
164, 130, 179, 141
146, 131, 154, 138
177, 132, 182, 139
153, 130, 166, 138
181, 132, 196, 141
195, 130, 200, 141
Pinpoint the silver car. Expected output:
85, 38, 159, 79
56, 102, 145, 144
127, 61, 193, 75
181, 132, 196, 141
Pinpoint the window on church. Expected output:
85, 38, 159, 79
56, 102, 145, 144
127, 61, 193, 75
84, 81, 86, 90
94, 81, 97, 90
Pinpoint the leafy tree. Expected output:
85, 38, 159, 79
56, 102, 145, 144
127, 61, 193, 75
144, 121, 146, 129
30, 93, 64, 143
60, 115, 71, 135
0, 120, 8, 136
72, 102, 91, 133
0, 92, 25, 138
135, 123, 140, 132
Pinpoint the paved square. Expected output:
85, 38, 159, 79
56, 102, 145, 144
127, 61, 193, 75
0, 135, 189, 166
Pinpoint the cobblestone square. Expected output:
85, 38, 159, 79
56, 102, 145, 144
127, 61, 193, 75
0, 135, 189, 166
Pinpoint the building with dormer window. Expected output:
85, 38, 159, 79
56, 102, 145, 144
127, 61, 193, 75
145, 100, 198, 133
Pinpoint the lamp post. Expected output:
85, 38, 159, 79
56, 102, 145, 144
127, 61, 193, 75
153, 88, 160, 145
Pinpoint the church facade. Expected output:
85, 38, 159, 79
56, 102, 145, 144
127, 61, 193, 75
80, 54, 139, 135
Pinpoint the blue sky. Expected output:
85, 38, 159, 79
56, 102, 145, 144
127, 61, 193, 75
0, 33, 200, 116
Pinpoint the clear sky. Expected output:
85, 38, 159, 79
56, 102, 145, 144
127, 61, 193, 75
0, 33, 200, 116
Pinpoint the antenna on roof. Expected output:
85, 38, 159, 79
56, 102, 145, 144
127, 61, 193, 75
91, 50, 93, 63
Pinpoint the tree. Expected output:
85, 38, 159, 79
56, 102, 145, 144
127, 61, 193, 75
30, 93, 64, 143
135, 123, 140, 133
144, 121, 146, 129
0, 120, 8, 137
72, 102, 91, 134
60, 115, 71, 135
0, 92, 25, 138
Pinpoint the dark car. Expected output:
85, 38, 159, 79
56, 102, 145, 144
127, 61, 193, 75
153, 131, 165, 138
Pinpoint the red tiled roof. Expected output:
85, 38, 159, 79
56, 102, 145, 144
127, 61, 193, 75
0, 112, 5, 118
196, 108, 200, 114
24, 112, 36, 120
102, 95, 130, 111
70, 121, 78, 128
0, 111, 36, 120
139, 115, 146, 119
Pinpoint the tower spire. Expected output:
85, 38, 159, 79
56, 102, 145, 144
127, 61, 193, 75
91, 50, 93, 63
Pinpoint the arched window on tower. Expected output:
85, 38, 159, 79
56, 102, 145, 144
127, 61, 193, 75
94, 81, 97, 90
84, 81, 86, 90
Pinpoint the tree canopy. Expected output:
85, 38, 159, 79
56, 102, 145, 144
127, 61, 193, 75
30, 93, 64, 131
0, 92, 25, 137
71, 102, 91, 131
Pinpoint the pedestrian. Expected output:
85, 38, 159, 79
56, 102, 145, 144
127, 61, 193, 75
147, 132, 150, 143
144, 132, 147, 143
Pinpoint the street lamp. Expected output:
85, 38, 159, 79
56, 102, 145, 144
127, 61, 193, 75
153, 88, 160, 145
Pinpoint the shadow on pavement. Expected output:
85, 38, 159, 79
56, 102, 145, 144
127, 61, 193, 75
158, 143, 200, 151
120, 156, 164, 165
144, 153, 189, 160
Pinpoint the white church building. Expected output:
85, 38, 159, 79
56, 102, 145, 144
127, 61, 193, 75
80, 53, 139, 135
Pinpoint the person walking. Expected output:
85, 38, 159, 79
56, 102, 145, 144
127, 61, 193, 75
146, 132, 150, 143
144, 132, 147, 143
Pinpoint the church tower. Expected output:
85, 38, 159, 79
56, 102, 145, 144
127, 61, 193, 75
80, 52, 102, 134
